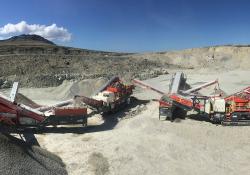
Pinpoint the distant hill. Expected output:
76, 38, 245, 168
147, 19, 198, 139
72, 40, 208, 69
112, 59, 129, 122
0, 34, 128, 56
0, 34, 55, 46
0, 34, 164, 88
131, 45, 250, 71
1, 34, 250, 89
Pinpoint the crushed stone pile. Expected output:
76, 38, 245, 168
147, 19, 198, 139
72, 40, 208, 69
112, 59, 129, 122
123, 104, 147, 119
16, 93, 41, 108
0, 134, 68, 175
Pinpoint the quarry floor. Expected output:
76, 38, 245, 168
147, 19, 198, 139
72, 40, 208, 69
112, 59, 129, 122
12, 69, 250, 175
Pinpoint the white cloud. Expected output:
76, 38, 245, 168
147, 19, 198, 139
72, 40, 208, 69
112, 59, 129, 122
0, 21, 72, 41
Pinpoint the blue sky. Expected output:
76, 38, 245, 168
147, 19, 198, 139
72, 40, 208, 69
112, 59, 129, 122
1, 0, 250, 52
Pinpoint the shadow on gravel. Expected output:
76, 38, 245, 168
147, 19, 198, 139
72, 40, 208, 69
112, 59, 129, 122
33, 97, 150, 134
188, 113, 211, 123
163, 114, 211, 123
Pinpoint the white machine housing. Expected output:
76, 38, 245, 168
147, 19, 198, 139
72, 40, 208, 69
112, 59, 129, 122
213, 98, 226, 113
205, 98, 226, 114
92, 91, 116, 103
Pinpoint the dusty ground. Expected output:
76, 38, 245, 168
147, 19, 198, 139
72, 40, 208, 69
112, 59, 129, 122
8, 69, 249, 175
0, 134, 68, 175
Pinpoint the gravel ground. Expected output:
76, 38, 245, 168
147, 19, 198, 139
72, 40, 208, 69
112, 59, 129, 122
0, 134, 68, 175
30, 69, 250, 175
1, 69, 250, 175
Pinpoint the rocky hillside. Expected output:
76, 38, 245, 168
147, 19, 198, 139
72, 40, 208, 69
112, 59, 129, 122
0, 34, 55, 46
132, 45, 250, 71
0, 34, 126, 55
1, 34, 249, 88
0, 35, 168, 88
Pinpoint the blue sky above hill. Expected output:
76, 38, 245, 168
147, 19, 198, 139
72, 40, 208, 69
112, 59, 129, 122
1, 0, 250, 52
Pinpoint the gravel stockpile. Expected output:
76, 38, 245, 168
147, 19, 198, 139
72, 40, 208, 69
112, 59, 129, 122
0, 134, 68, 175
16, 93, 41, 108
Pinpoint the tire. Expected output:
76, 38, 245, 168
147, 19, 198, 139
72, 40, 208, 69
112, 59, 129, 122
109, 103, 116, 113
83, 116, 88, 126
158, 108, 161, 120
126, 97, 131, 105
159, 107, 172, 121
211, 113, 224, 124
172, 106, 187, 120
